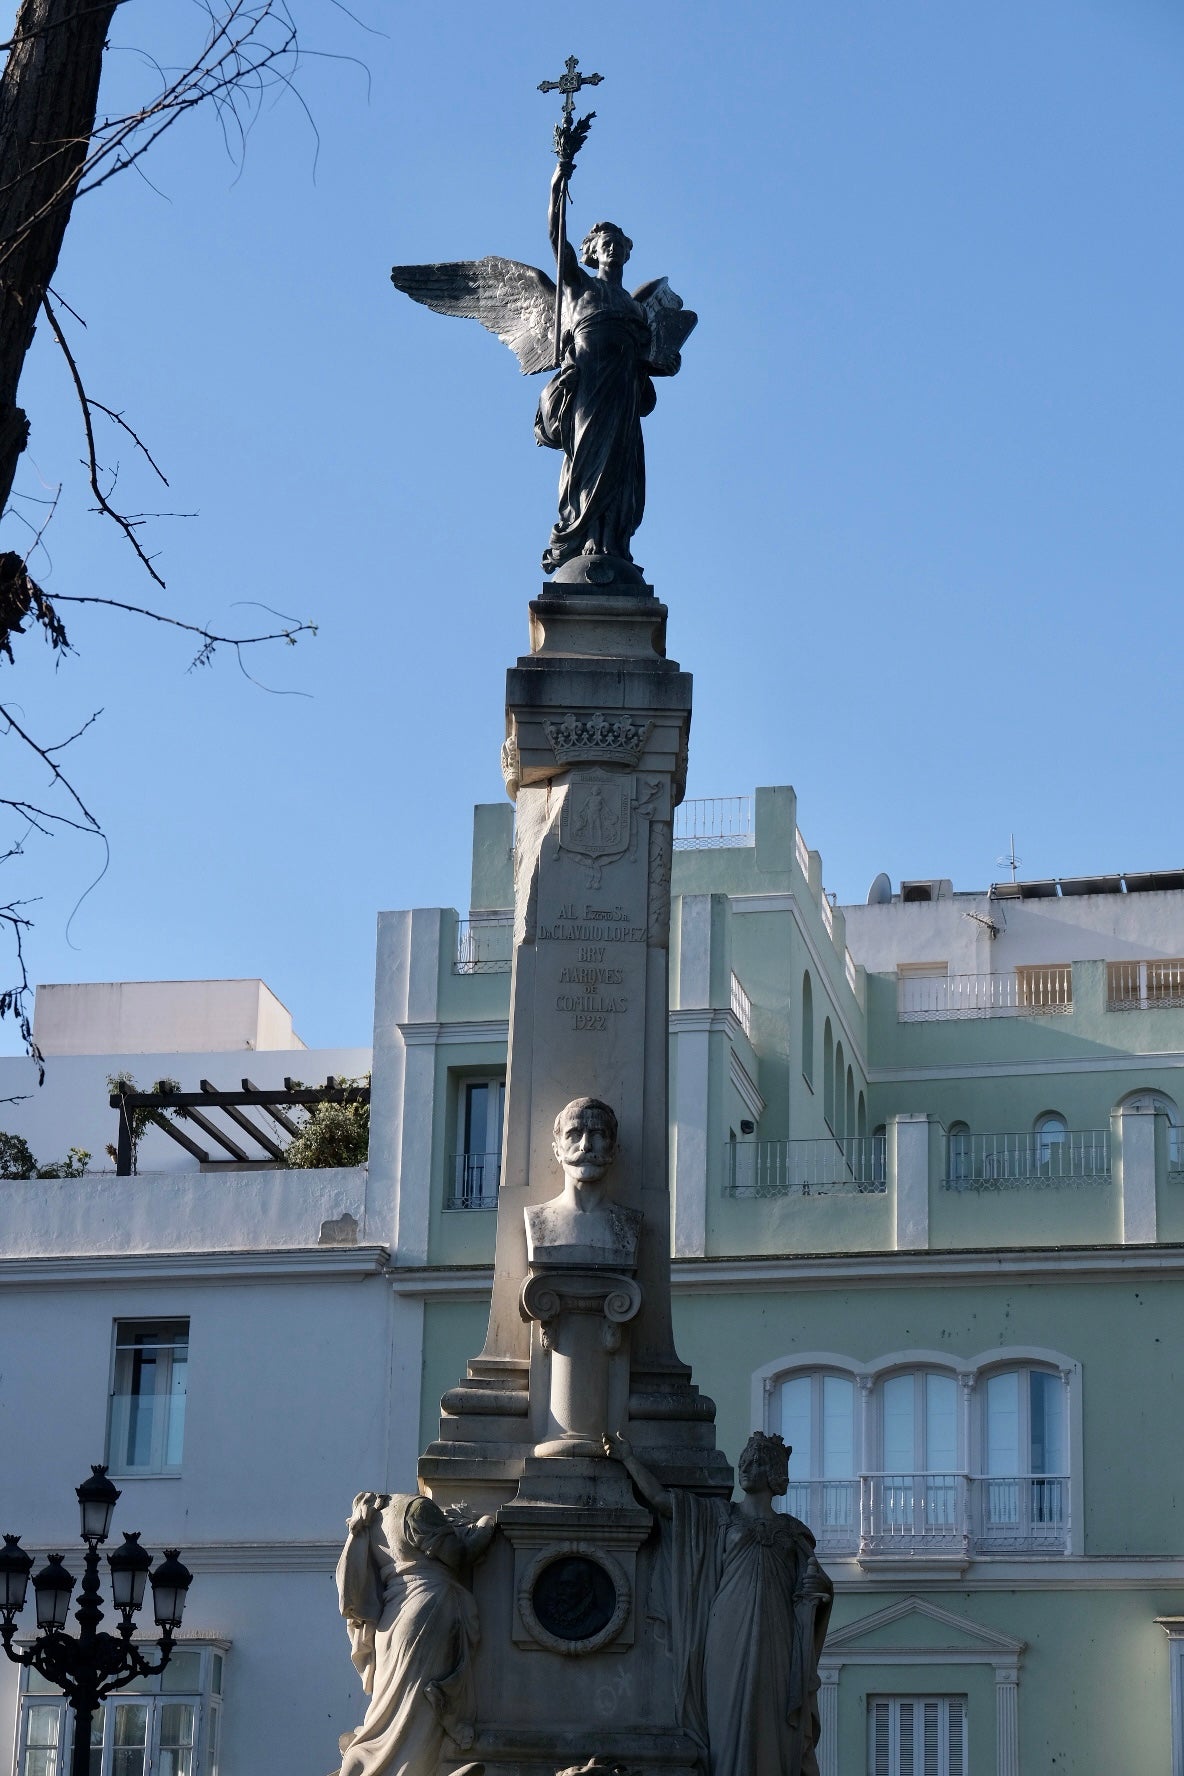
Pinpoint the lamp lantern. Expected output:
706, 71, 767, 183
108, 1533, 153, 1616
31, 1555, 75, 1632
0, 1537, 33, 1618
76, 1467, 120, 1545
148, 1551, 192, 1630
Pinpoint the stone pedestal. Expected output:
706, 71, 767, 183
411, 586, 729, 1775
420, 586, 729, 1508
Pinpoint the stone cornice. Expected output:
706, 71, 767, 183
826, 1555, 1184, 1592
386, 1243, 1184, 1298
0, 1247, 390, 1289
397, 1019, 510, 1047
868, 1049, 1184, 1083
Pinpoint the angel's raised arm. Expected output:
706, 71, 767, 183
548, 166, 583, 292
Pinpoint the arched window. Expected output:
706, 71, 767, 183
1034, 1112, 1068, 1171
756, 1348, 1077, 1559
801, 972, 814, 1088
845, 1068, 855, 1144
874, 1369, 960, 1540
857, 1091, 867, 1141
778, 1370, 856, 1552
1117, 1088, 1178, 1117
834, 1041, 845, 1138
823, 1020, 834, 1129
947, 1121, 971, 1185
980, 1367, 1068, 1550
1117, 1089, 1181, 1169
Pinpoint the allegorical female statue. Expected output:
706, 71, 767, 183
334, 1490, 495, 1776
390, 105, 695, 586
603, 1431, 833, 1776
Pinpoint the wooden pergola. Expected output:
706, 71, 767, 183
107, 1077, 369, 1175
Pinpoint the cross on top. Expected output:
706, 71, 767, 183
537, 54, 603, 122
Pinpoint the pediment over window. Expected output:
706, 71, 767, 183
822, 1594, 1026, 1662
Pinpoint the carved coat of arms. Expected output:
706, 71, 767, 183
559, 773, 633, 886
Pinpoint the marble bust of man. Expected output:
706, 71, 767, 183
525, 1097, 641, 1270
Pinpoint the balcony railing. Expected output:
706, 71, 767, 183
944, 1128, 1110, 1189
454, 916, 513, 975
673, 796, 754, 849
843, 1473, 1070, 1558
445, 1150, 501, 1209
976, 1475, 1069, 1551
1107, 958, 1184, 1011
861, 1472, 969, 1556
729, 971, 753, 1039
898, 966, 1073, 1021
784, 1479, 858, 1556
726, 1135, 886, 1197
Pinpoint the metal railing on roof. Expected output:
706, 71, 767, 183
1106, 959, 1184, 1011
726, 1135, 885, 1197
729, 972, 753, 1039
943, 1128, 1110, 1189
454, 916, 513, 974
898, 966, 1072, 1021
673, 796, 754, 849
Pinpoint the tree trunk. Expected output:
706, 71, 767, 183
0, 0, 121, 517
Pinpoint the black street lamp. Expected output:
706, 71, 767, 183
0, 1466, 192, 1776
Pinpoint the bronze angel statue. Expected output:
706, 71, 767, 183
391, 156, 696, 588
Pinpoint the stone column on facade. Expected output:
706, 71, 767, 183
671, 894, 713, 1259
856, 1375, 874, 1555
368, 906, 442, 1262
817, 1669, 840, 1776
1117, 1103, 1159, 1244
994, 1664, 1020, 1776
889, 1112, 930, 1251
1156, 1618, 1184, 1776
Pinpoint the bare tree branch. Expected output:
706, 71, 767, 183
40, 291, 168, 586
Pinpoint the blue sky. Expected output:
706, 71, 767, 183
2, 0, 1182, 1051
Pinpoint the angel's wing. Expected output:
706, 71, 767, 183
390, 256, 557, 375
633, 277, 698, 376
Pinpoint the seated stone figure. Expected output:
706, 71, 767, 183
525, 1097, 641, 1269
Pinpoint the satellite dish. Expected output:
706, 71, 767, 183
867, 871, 892, 906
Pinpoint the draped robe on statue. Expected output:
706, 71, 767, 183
535, 277, 655, 570
335, 1495, 480, 1776
665, 1493, 832, 1776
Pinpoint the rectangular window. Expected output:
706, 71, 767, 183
16, 1649, 221, 1776
449, 1078, 505, 1209
106, 1321, 189, 1476
869, 1696, 966, 1776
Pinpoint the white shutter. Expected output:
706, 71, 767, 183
898, 1702, 914, 1774
868, 1697, 967, 1776
872, 1702, 891, 1776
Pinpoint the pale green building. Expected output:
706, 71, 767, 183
377, 783, 1184, 1776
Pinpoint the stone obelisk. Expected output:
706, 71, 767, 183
419, 586, 728, 1508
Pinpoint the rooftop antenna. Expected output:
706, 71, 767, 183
996, 833, 1022, 884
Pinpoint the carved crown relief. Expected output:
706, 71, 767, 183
545, 712, 653, 769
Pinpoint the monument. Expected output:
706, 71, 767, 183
335, 61, 832, 1776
